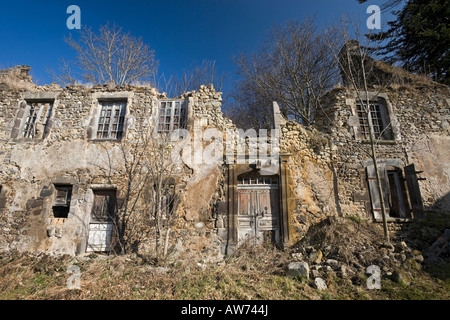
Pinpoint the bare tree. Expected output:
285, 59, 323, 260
117, 124, 182, 260
93, 113, 182, 260
50, 23, 159, 86
225, 78, 274, 129
172, 59, 226, 96
144, 133, 181, 258
233, 17, 339, 125
46, 58, 77, 86
325, 16, 394, 243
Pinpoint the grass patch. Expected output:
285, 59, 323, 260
345, 215, 366, 224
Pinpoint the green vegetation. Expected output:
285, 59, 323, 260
362, 0, 450, 85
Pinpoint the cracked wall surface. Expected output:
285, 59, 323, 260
0, 63, 449, 257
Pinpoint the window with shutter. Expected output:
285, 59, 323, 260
404, 164, 425, 219
387, 170, 408, 218
52, 185, 72, 219
366, 163, 391, 220
91, 190, 117, 223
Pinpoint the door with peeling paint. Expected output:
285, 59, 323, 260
237, 177, 280, 246
87, 190, 117, 252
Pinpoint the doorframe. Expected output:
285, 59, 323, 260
225, 159, 291, 251
86, 185, 118, 253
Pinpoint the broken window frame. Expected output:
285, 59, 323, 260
21, 101, 53, 139
95, 100, 127, 140
157, 100, 188, 134
386, 169, 408, 218
356, 102, 393, 140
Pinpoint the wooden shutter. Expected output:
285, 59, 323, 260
366, 163, 391, 220
404, 164, 425, 219
54, 186, 72, 207
91, 190, 116, 223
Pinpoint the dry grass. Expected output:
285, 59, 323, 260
0, 245, 314, 300
0, 215, 448, 300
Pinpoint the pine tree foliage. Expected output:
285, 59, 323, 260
360, 0, 450, 85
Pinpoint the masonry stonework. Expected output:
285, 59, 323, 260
0, 60, 449, 258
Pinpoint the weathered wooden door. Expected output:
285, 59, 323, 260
87, 190, 117, 252
237, 180, 280, 246
366, 164, 391, 220
87, 223, 113, 252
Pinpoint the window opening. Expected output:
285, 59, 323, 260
157, 100, 187, 133
52, 185, 72, 219
96, 101, 126, 139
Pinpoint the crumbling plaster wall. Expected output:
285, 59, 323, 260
314, 83, 450, 217
279, 120, 338, 244
177, 84, 232, 223
0, 70, 229, 256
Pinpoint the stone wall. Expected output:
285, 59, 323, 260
279, 120, 338, 243
0, 67, 229, 257
1, 62, 448, 257
314, 83, 450, 218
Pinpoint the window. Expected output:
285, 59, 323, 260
387, 169, 407, 218
96, 101, 126, 139
52, 185, 72, 219
0, 185, 7, 210
365, 162, 424, 221
22, 101, 53, 139
356, 102, 392, 140
91, 190, 117, 223
238, 176, 278, 186
157, 100, 187, 133
160, 186, 175, 218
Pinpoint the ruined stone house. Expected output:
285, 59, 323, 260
0, 58, 449, 257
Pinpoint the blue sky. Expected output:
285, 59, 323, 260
0, 0, 393, 94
